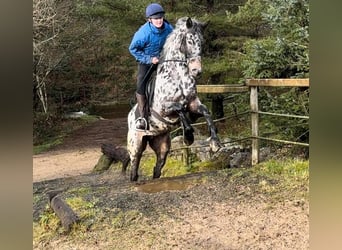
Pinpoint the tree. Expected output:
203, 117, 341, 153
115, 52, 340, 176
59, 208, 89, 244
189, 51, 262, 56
238, 0, 309, 78
33, 0, 73, 113
226, 0, 269, 37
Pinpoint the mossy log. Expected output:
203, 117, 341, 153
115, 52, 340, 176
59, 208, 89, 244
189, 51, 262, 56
93, 143, 130, 173
93, 154, 113, 172
47, 190, 79, 231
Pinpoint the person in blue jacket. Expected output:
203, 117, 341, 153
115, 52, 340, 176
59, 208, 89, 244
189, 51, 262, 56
129, 3, 173, 130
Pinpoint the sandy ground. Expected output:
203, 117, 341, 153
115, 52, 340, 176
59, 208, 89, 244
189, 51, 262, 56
33, 117, 128, 182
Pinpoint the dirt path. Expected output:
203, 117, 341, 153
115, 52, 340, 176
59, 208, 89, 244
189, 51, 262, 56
33, 117, 128, 182
33, 117, 309, 249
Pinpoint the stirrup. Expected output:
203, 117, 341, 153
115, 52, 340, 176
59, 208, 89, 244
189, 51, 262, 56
134, 117, 148, 131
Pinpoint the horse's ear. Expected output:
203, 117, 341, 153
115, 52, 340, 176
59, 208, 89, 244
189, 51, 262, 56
186, 17, 193, 29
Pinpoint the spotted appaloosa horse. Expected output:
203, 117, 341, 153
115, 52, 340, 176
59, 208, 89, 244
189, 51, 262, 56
126, 17, 221, 181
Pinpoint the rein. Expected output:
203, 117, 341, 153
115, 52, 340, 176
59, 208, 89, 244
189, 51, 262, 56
161, 59, 187, 63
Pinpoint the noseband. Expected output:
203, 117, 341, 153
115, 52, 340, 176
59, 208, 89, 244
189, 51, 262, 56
161, 55, 202, 77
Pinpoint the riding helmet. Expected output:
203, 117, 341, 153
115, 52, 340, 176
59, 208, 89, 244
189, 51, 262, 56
146, 3, 165, 19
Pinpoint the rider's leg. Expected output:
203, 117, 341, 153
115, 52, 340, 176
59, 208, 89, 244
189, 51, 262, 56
135, 64, 150, 130
135, 92, 148, 130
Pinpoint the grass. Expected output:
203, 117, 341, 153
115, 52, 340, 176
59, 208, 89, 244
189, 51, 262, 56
33, 115, 99, 154
228, 158, 309, 202
139, 154, 190, 178
33, 196, 101, 246
33, 138, 64, 155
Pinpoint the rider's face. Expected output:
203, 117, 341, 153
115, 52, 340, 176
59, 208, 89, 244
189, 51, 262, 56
149, 17, 164, 29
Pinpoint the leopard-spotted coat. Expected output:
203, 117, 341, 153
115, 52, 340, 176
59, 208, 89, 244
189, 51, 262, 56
126, 17, 221, 181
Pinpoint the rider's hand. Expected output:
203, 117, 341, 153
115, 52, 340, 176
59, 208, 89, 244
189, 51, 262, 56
151, 57, 159, 64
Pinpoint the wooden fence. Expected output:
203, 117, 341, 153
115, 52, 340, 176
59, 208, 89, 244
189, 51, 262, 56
196, 78, 309, 165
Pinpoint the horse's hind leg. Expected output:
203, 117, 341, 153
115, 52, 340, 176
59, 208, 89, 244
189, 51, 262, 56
130, 154, 142, 181
127, 131, 148, 181
149, 133, 171, 179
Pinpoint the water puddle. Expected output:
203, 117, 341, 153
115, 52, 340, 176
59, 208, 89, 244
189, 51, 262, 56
135, 178, 200, 193
90, 103, 131, 119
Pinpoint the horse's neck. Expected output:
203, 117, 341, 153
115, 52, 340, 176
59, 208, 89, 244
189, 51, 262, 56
162, 43, 186, 61
164, 53, 185, 61
152, 60, 195, 112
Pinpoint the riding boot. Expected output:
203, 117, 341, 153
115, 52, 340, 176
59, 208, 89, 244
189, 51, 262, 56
135, 93, 148, 130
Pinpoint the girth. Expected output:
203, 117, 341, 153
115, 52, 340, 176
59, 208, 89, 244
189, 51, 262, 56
150, 109, 180, 126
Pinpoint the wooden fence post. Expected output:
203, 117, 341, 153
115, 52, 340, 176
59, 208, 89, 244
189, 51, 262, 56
250, 86, 259, 165
183, 147, 190, 167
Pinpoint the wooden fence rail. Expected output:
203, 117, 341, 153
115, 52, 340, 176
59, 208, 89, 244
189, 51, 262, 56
196, 78, 309, 166
246, 78, 309, 165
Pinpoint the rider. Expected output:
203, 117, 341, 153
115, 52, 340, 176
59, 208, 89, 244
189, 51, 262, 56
129, 3, 173, 130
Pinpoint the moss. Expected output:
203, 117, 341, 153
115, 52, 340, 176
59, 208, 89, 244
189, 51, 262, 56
139, 155, 190, 178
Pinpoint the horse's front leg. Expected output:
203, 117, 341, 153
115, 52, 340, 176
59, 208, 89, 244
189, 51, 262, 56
189, 98, 222, 152
149, 133, 171, 179
163, 102, 194, 145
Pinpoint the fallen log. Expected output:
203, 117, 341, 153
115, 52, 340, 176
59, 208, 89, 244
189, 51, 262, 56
93, 154, 113, 172
46, 190, 79, 231
93, 143, 130, 173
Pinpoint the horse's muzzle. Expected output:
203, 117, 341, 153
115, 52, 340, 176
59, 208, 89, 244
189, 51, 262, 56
191, 68, 202, 78
189, 56, 202, 78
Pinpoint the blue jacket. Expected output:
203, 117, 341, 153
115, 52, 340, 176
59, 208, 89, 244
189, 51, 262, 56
129, 21, 173, 64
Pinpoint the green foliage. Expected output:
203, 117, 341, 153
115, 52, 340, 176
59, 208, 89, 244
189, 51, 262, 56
239, 0, 309, 78
201, 15, 248, 85
259, 87, 309, 143
226, 0, 269, 37
242, 37, 297, 78
33, 205, 62, 243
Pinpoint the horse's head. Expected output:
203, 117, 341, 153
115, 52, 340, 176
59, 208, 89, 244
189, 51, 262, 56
178, 17, 208, 78
161, 17, 208, 78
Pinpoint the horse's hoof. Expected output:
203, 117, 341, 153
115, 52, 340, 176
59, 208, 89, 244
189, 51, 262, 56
153, 171, 161, 179
184, 134, 194, 146
209, 139, 221, 153
130, 174, 139, 182
183, 130, 194, 146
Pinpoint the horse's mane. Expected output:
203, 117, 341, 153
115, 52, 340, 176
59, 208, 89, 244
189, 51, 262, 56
160, 17, 205, 59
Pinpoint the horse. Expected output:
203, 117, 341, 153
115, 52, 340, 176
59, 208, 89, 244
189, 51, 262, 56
126, 17, 222, 181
